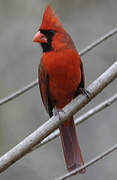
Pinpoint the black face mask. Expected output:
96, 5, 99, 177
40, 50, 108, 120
39, 30, 55, 52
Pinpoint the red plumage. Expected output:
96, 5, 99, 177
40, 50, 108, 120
33, 5, 86, 173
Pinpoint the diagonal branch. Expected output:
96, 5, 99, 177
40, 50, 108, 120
55, 143, 117, 180
80, 27, 117, 56
0, 80, 38, 105
30, 92, 117, 151
0, 61, 116, 173
0, 27, 117, 106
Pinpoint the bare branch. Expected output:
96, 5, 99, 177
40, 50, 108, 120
55, 143, 117, 180
0, 80, 38, 105
0, 61, 116, 173
30, 92, 117, 151
80, 27, 117, 56
76, 92, 117, 124
0, 27, 117, 106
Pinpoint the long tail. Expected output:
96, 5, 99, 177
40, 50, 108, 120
59, 117, 85, 173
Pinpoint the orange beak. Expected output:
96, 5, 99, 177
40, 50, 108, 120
33, 31, 47, 43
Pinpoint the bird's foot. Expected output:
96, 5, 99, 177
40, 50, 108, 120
53, 107, 65, 120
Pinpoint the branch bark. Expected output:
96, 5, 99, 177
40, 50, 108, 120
31, 92, 117, 151
0, 61, 117, 173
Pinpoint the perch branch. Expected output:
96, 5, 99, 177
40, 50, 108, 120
30, 92, 117, 151
0, 61, 116, 173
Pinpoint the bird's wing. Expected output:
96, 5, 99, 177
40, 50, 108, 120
38, 60, 53, 117
79, 60, 85, 88
74, 60, 85, 98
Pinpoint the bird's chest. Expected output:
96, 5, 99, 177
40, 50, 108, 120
42, 51, 81, 107
43, 51, 80, 86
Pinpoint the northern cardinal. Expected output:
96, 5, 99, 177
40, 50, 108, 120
33, 5, 88, 172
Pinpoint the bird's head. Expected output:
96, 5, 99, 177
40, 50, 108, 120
33, 5, 75, 52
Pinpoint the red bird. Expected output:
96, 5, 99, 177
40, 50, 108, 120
33, 5, 88, 172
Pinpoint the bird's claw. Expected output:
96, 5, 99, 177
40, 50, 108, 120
53, 107, 65, 120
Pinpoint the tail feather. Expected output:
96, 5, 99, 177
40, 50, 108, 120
59, 117, 85, 173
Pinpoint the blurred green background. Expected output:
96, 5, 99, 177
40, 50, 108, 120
0, 0, 117, 179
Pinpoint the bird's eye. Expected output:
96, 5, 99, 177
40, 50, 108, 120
49, 30, 55, 34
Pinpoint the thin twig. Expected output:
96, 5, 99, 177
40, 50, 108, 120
0, 61, 116, 173
0, 80, 38, 105
30, 92, 117, 151
55, 143, 117, 180
80, 27, 117, 56
0, 27, 117, 106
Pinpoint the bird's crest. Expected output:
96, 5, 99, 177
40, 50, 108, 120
40, 5, 63, 31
